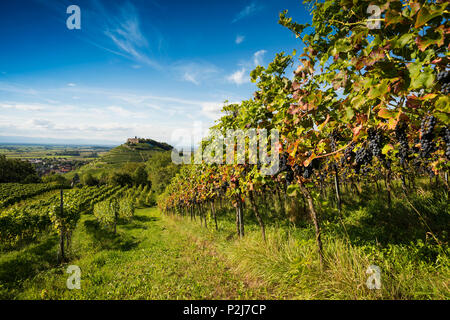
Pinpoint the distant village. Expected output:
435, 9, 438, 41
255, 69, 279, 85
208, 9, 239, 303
28, 158, 89, 176
19, 137, 171, 177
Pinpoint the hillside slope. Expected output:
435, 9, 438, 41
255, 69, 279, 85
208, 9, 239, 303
99, 143, 168, 165
66, 140, 173, 178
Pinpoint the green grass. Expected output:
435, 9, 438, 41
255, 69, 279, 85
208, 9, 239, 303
1, 185, 448, 300
0, 208, 269, 299
164, 210, 449, 300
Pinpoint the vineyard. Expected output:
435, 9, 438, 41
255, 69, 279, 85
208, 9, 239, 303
0, 183, 63, 208
0, 184, 153, 252
157, 0, 450, 295
0, 0, 448, 301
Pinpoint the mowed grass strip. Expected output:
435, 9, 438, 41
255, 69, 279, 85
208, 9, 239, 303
10, 208, 267, 299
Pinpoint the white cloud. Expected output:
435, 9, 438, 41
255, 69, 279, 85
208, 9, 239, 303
201, 102, 223, 119
235, 35, 245, 44
225, 49, 266, 85
0, 84, 233, 143
232, 1, 262, 23
253, 50, 266, 66
107, 106, 143, 118
227, 68, 249, 85
30, 119, 54, 129
0, 103, 45, 111
67, 83, 76, 87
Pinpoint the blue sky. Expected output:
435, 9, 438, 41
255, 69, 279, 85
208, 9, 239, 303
0, 0, 310, 145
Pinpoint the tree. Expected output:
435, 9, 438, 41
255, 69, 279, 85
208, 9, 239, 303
0, 155, 40, 183
82, 173, 98, 186
146, 151, 180, 193
133, 165, 149, 186
109, 172, 133, 186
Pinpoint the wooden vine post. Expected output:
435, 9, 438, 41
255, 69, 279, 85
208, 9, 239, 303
298, 181, 324, 269
58, 188, 65, 263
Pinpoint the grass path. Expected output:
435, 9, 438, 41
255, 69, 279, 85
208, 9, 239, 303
2, 205, 447, 300
3, 208, 268, 299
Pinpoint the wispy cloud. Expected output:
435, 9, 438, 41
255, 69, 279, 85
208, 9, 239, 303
200, 102, 224, 119
227, 68, 249, 85
226, 50, 266, 85
253, 49, 266, 66
235, 35, 245, 44
0, 82, 39, 95
30, 119, 54, 129
232, 1, 263, 23
171, 61, 220, 85
107, 105, 144, 118
102, 2, 160, 69
0, 102, 45, 111
31, 0, 161, 69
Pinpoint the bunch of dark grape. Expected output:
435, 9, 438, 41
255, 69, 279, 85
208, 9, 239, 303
221, 182, 229, 194
278, 152, 289, 173
361, 166, 370, 175
419, 115, 436, 159
303, 158, 321, 179
367, 128, 384, 159
354, 145, 372, 174
303, 164, 313, 179
311, 158, 321, 170
437, 71, 450, 94
440, 127, 450, 160
394, 122, 409, 164
285, 167, 294, 186
384, 158, 391, 169
341, 142, 355, 165
293, 163, 303, 176
329, 129, 342, 151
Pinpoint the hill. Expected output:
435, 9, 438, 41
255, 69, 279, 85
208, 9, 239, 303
99, 141, 171, 165
65, 138, 173, 179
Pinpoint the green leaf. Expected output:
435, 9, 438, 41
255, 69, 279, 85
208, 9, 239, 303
382, 144, 394, 155
331, 38, 352, 55
415, 4, 447, 28
435, 96, 450, 113
394, 33, 414, 49
410, 67, 435, 90
367, 80, 388, 99
346, 107, 355, 120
